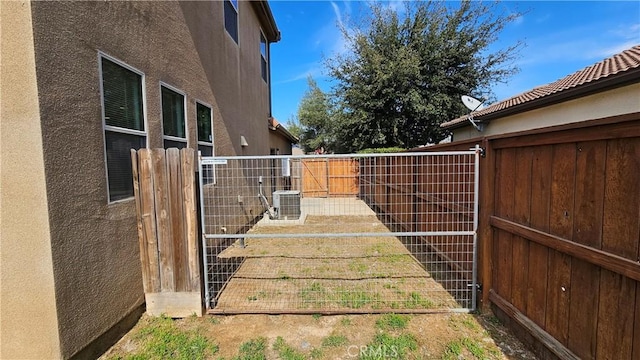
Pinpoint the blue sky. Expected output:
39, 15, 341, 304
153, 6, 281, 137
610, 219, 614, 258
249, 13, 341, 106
268, 1, 640, 124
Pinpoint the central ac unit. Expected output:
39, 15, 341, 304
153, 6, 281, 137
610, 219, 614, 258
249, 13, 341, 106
272, 190, 301, 220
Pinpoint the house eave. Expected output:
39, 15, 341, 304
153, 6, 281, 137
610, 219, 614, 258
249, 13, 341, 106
271, 124, 299, 143
443, 67, 640, 130
252, 1, 281, 42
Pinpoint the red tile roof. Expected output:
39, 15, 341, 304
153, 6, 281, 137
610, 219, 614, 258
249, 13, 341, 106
268, 117, 299, 143
442, 44, 640, 129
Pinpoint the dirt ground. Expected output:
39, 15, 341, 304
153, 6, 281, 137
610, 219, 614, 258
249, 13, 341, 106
101, 311, 539, 359
211, 214, 468, 313
102, 207, 538, 359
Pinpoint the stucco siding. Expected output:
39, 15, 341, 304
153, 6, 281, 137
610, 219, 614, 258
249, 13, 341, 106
0, 1, 62, 358
180, 0, 272, 156
269, 132, 294, 155
27, 1, 273, 357
451, 82, 640, 141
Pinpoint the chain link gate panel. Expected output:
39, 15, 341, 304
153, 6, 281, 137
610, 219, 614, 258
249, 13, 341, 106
199, 148, 480, 314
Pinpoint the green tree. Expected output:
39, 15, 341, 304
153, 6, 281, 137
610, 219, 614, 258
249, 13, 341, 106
327, 1, 523, 152
296, 76, 333, 153
284, 115, 302, 141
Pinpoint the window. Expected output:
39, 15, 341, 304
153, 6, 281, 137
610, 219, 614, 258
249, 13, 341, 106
100, 55, 146, 202
161, 85, 187, 149
197, 102, 215, 184
196, 102, 213, 156
260, 32, 268, 82
224, 0, 238, 43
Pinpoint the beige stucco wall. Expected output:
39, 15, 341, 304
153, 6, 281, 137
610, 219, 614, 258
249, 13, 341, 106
452, 82, 640, 141
180, 1, 272, 156
23, 1, 275, 357
269, 131, 294, 155
0, 2, 62, 359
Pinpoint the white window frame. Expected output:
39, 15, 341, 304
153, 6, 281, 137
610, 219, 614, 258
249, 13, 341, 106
195, 100, 216, 184
195, 100, 215, 152
224, 0, 239, 44
98, 51, 148, 204
160, 82, 188, 148
260, 29, 268, 83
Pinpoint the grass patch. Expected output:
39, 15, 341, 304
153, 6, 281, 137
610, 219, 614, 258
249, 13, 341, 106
442, 337, 490, 360
449, 314, 479, 331
273, 337, 305, 360
379, 254, 412, 264
462, 338, 485, 358
121, 315, 218, 360
406, 292, 434, 309
376, 314, 410, 331
340, 317, 352, 326
299, 282, 328, 305
338, 289, 378, 309
365, 243, 392, 255
360, 333, 417, 360
321, 334, 348, 347
312, 313, 322, 320
233, 337, 267, 360
310, 348, 323, 359
348, 261, 368, 273
442, 339, 463, 360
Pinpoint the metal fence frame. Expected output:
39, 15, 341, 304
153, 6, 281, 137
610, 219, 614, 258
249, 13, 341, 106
198, 147, 481, 313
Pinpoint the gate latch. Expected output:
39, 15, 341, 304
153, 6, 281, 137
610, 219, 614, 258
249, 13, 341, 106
467, 283, 482, 291
469, 146, 486, 158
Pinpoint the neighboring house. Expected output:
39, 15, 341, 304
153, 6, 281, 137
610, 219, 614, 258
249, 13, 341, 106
442, 45, 640, 140
1, 1, 280, 359
268, 116, 299, 155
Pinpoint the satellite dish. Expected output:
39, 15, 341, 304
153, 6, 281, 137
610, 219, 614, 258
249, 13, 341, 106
461, 95, 485, 111
460, 95, 485, 132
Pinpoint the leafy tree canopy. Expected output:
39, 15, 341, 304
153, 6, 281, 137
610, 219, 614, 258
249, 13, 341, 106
296, 76, 334, 153
325, 0, 523, 152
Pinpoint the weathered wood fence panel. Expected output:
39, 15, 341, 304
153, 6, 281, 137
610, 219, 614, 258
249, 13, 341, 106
131, 148, 202, 317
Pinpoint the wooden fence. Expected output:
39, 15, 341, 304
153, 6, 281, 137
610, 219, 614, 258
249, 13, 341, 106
300, 158, 359, 197
131, 148, 202, 317
391, 113, 640, 360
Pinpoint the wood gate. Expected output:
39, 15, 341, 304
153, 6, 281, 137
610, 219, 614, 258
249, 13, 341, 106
300, 158, 359, 197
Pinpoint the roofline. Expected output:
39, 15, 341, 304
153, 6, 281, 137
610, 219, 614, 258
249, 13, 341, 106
252, 1, 281, 42
269, 120, 299, 143
443, 66, 640, 130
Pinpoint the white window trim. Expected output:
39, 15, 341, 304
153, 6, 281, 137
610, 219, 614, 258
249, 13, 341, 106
98, 51, 148, 204
224, 0, 239, 44
195, 100, 215, 149
195, 100, 216, 184
160, 82, 188, 147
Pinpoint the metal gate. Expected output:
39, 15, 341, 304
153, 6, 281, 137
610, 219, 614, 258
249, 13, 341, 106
199, 147, 480, 314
